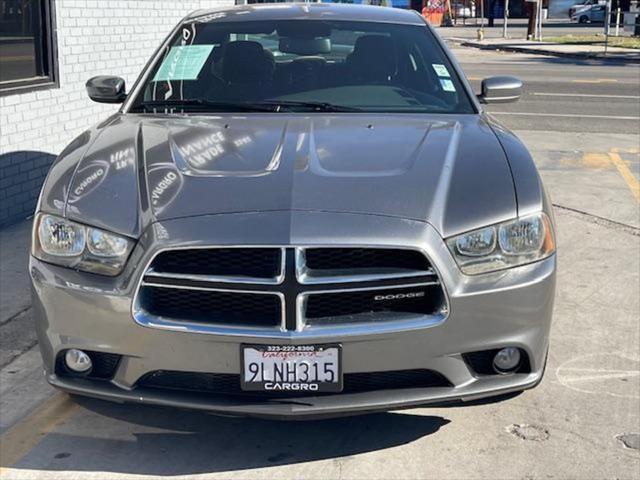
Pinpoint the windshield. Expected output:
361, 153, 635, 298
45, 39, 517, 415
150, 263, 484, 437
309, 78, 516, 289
130, 19, 475, 114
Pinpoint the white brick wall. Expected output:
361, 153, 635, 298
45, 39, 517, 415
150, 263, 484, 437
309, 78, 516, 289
0, 0, 234, 226
0, 0, 233, 157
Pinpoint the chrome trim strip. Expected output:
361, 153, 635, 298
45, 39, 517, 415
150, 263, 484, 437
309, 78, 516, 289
144, 247, 286, 286
295, 281, 443, 332
133, 310, 446, 339
295, 247, 437, 285
135, 282, 287, 333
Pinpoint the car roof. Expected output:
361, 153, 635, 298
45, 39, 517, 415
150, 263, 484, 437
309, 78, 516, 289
186, 3, 426, 26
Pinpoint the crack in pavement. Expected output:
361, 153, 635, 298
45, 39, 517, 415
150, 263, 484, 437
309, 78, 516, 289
0, 307, 38, 370
553, 204, 640, 236
0, 338, 39, 370
0, 306, 31, 328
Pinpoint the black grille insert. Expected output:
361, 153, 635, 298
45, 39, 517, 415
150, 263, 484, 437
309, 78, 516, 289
304, 248, 431, 272
139, 286, 281, 327
137, 369, 452, 397
150, 248, 282, 279
305, 285, 444, 324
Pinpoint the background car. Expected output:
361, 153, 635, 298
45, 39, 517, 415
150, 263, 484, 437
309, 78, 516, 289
572, 4, 606, 23
568, 0, 605, 19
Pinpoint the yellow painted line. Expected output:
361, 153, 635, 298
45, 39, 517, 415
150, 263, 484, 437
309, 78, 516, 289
467, 76, 482, 81
612, 147, 640, 154
609, 151, 640, 202
582, 152, 611, 169
0, 394, 79, 471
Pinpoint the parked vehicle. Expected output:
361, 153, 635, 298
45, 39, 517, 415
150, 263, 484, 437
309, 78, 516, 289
572, 4, 606, 23
31, 3, 556, 419
568, 0, 605, 18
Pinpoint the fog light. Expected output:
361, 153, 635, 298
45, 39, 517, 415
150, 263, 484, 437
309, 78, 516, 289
493, 347, 521, 373
64, 349, 92, 373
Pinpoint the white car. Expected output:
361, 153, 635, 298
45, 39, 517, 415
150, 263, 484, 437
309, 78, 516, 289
572, 4, 606, 23
568, 0, 605, 19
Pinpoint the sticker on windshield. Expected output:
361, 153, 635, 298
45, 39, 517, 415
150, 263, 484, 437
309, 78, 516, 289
440, 78, 456, 92
432, 64, 451, 78
153, 45, 214, 82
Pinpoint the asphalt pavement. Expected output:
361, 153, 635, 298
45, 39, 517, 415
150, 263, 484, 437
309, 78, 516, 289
447, 39, 640, 133
0, 44, 639, 479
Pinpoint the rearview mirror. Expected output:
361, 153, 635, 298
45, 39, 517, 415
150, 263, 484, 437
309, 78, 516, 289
86, 76, 127, 104
478, 76, 523, 104
279, 37, 331, 56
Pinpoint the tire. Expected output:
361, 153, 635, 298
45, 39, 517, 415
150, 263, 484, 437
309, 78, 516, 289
579, 15, 589, 23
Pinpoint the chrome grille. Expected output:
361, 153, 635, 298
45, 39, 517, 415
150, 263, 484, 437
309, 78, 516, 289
134, 247, 447, 335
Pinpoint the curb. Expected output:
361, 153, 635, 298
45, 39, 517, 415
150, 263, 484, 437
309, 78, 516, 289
448, 38, 640, 64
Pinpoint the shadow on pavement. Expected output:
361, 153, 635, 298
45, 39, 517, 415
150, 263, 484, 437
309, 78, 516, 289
462, 47, 638, 66
14, 397, 450, 475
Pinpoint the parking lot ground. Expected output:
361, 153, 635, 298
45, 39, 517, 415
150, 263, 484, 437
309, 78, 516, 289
0, 47, 639, 479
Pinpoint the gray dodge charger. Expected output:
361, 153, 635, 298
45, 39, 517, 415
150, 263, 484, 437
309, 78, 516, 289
30, 3, 556, 419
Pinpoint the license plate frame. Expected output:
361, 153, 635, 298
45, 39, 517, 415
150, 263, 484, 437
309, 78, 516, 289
240, 344, 343, 393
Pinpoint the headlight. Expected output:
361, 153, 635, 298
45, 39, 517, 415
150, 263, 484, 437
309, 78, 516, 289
446, 212, 555, 275
33, 213, 134, 276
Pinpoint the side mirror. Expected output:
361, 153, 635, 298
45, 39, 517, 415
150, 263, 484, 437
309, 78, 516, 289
86, 76, 127, 104
478, 76, 523, 104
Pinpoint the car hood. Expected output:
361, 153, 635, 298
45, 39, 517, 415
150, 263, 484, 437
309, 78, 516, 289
61, 113, 516, 239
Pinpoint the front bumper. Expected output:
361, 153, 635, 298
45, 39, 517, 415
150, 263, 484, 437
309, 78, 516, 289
30, 211, 555, 419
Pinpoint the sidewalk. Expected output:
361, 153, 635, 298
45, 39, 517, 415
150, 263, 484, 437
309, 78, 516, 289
0, 220, 37, 368
447, 36, 640, 62
0, 219, 54, 435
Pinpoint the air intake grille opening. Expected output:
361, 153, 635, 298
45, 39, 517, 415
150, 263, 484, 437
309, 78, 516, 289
139, 286, 281, 327
150, 248, 282, 280
304, 285, 444, 325
304, 248, 431, 272
137, 369, 452, 398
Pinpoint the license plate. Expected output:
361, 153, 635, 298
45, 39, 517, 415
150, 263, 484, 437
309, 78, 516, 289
241, 344, 342, 393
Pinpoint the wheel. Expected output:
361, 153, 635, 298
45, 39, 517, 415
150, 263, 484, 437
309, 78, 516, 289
579, 15, 589, 23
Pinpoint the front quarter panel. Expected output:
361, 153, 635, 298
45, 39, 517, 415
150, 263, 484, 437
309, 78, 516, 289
487, 118, 549, 218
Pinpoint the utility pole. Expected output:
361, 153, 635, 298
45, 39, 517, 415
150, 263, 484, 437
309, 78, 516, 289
537, 0, 543, 40
526, 0, 538, 40
503, 0, 509, 38
604, 0, 612, 36
478, 0, 485, 40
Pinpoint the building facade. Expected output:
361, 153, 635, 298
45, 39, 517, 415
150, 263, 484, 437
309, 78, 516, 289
0, 0, 233, 227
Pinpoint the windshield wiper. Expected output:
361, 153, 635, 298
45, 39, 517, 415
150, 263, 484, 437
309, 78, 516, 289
131, 99, 361, 113
132, 99, 278, 113
256, 100, 362, 112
